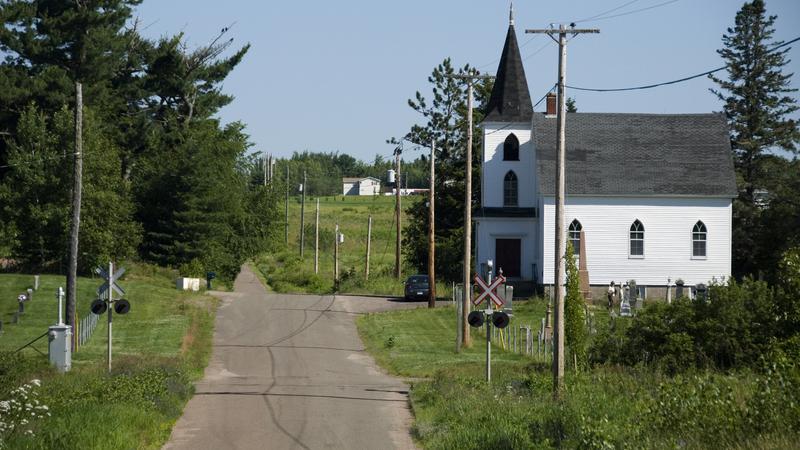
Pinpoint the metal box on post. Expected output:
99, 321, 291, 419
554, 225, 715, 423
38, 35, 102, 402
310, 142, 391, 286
48, 324, 72, 372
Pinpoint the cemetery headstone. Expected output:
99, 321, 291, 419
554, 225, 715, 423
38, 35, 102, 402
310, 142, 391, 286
675, 279, 684, 298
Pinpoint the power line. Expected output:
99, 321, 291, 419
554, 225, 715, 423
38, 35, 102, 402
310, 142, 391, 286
567, 35, 800, 93
575, 0, 681, 24
571, 0, 642, 24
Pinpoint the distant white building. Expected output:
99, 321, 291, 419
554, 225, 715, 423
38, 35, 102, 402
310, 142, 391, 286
474, 16, 737, 299
342, 177, 381, 196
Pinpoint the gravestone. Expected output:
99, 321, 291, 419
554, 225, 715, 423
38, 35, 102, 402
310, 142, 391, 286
620, 296, 632, 317
34, 275, 40, 290
577, 230, 592, 301
675, 279, 685, 298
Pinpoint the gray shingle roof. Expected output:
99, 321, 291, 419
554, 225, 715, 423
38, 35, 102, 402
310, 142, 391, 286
534, 112, 738, 197
483, 25, 533, 123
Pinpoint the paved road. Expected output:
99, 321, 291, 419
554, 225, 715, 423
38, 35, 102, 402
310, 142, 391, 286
164, 266, 421, 450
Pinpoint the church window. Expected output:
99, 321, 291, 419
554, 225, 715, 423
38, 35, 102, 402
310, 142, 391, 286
629, 220, 644, 257
568, 219, 582, 255
692, 221, 707, 258
503, 134, 519, 161
503, 171, 518, 206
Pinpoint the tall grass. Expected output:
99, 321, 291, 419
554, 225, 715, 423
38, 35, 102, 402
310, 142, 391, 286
0, 263, 217, 449
357, 301, 800, 449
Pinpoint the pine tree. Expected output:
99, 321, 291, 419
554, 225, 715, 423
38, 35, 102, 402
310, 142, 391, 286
564, 242, 587, 368
398, 58, 492, 281
709, 0, 799, 278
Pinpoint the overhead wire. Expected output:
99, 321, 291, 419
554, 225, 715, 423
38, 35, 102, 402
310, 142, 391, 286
574, 0, 681, 23
566, 35, 800, 92
570, 0, 643, 24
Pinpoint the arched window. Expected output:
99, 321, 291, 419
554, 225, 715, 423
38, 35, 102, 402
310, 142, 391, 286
629, 220, 644, 257
568, 219, 582, 255
503, 171, 518, 206
503, 134, 519, 161
692, 221, 707, 258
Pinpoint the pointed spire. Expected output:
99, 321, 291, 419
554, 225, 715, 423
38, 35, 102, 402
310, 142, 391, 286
509, 2, 514, 26
483, 14, 533, 123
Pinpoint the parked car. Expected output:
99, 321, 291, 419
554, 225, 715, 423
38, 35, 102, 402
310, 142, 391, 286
404, 275, 430, 301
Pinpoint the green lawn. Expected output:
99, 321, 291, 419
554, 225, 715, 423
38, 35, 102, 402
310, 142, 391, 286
255, 194, 452, 297
357, 299, 799, 449
0, 263, 218, 449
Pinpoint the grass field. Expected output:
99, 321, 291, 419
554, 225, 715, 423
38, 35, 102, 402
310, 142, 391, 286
255, 194, 453, 297
0, 263, 217, 449
357, 300, 800, 449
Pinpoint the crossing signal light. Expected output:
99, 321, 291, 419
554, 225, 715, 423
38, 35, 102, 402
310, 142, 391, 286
90, 299, 107, 315
491, 311, 510, 329
467, 311, 485, 328
114, 299, 130, 315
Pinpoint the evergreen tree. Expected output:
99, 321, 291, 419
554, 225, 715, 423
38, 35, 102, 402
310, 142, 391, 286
566, 97, 578, 113
709, 0, 799, 278
564, 242, 588, 367
399, 58, 492, 281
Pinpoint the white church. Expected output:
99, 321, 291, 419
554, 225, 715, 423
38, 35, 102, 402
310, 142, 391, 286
474, 15, 737, 299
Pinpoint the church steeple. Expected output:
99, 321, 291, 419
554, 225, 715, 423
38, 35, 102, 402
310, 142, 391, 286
483, 12, 533, 123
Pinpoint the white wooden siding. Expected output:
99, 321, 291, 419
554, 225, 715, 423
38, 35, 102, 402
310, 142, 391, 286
481, 123, 536, 208
540, 197, 732, 286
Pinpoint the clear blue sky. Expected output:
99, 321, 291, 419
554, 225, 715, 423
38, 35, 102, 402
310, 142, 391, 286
135, 0, 800, 162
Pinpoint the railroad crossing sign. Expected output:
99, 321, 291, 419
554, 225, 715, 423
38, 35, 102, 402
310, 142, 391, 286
96, 266, 126, 297
473, 273, 506, 307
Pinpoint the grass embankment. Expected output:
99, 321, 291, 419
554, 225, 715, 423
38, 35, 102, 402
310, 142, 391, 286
358, 299, 799, 449
0, 263, 217, 449
255, 195, 451, 297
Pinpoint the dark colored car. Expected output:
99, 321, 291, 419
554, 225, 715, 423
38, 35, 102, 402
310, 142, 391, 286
404, 275, 430, 301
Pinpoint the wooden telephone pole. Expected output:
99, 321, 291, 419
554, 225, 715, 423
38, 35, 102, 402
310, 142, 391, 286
285, 165, 289, 245
446, 72, 493, 349
315, 198, 320, 274
300, 170, 306, 257
365, 215, 372, 280
428, 139, 436, 308
394, 147, 402, 279
526, 23, 599, 397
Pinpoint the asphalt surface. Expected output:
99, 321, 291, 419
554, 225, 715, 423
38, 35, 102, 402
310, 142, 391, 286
163, 266, 421, 450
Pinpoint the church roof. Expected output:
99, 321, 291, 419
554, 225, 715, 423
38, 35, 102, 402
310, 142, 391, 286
483, 24, 533, 123
534, 112, 738, 197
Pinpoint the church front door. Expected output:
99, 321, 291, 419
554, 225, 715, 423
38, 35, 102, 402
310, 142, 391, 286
495, 238, 521, 278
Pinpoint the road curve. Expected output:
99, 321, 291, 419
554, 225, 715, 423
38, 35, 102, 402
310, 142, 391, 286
164, 266, 419, 450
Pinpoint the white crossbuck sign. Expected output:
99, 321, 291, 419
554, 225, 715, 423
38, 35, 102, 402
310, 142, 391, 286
473, 273, 506, 307
96, 266, 126, 297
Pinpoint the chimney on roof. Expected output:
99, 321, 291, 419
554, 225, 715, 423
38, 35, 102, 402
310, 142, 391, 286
545, 92, 557, 116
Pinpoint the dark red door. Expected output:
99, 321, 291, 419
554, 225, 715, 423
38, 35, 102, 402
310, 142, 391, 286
495, 239, 521, 277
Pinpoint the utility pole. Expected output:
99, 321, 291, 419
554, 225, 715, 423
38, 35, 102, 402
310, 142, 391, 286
526, 23, 599, 397
285, 165, 289, 245
334, 223, 340, 291
66, 81, 84, 351
268, 154, 274, 184
446, 72, 493, 349
428, 139, 436, 308
365, 215, 372, 281
394, 147, 402, 279
261, 154, 268, 186
300, 170, 306, 257
315, 198, 320, 274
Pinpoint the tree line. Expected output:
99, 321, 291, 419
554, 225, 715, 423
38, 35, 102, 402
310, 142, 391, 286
0, 0, 280, 282
272, 151, 430, 197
